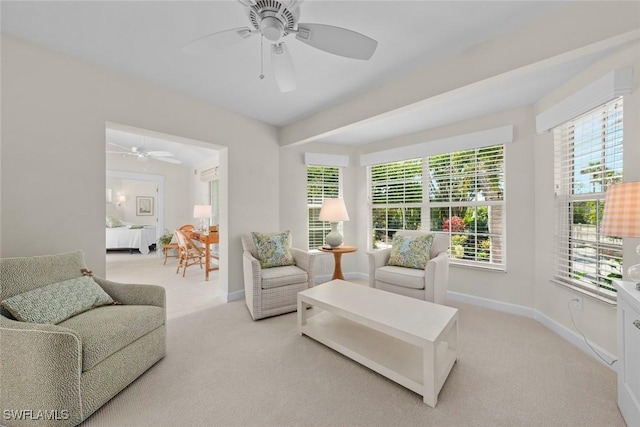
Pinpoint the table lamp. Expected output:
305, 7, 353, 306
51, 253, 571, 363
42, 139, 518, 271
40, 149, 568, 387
601, 182, 640, 289
319, 198, 350, 248
193, 204, 212, 232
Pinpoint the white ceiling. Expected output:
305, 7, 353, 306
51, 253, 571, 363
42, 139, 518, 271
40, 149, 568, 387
106, 128, 218, 167
2, 1, 628, 148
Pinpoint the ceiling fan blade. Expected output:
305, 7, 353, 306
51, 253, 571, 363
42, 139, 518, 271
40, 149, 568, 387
295, 23, 377, 60
155, 157, 182, 164
181, 27, 255, 55
107, 142, 130, 152
271, 42, 296, 93
146, 151, 173, 157
106, 151, 135, 155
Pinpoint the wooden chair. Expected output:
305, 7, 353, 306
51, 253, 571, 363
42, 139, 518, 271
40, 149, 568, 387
175, 229, 206, 277
163, 224, 196, 265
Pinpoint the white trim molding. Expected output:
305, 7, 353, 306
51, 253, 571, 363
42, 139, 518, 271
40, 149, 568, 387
446, 290, 617, 369
226, 289, 245, 302
536, 68, 633, 133
304, 152, 349, 167
359, 125, 514, 166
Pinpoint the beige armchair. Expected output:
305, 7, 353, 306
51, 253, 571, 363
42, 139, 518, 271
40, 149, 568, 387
0, 251, 166, 426
241, 233, 316, 320
368, 231, 449, 304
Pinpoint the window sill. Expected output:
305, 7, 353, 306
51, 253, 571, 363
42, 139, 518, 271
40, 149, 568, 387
450, 261, 506, 273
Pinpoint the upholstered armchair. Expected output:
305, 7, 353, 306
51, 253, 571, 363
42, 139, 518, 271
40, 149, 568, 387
241, 232, 316, 320
0, 251, 166, 427
368, 231, 449, 304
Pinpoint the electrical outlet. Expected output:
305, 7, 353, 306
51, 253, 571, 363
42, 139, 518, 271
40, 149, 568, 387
572, 295, 583, 312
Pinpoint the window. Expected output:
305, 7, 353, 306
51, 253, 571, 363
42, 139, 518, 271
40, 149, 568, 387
368, 144, 506, 270
307, 166, 341, 250
428, 145, 505, 268
553, 98, 623, 300
370, 159, 423, 248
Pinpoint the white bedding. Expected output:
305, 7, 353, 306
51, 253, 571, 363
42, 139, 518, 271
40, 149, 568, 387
106, 225, 156, 254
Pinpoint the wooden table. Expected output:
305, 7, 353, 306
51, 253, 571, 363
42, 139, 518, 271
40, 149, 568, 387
189, 231, 219, 281
318, 245, 357, 280
298, 280, 458, 407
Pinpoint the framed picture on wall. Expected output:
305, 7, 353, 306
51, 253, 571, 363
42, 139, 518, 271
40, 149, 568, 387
136, 196, 154, 216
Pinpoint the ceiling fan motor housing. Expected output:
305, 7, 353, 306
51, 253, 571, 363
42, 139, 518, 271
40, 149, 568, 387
248, 0, 299, 41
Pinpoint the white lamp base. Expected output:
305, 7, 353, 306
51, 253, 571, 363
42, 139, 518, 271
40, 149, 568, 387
325, 222, 343, 248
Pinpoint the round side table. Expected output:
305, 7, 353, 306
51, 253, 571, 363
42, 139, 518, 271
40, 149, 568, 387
318, 245, 357, 281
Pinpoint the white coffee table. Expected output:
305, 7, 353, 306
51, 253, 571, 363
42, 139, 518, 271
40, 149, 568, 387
297, 280, 458, 407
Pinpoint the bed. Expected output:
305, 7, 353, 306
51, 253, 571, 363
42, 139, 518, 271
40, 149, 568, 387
106, 223, 157, 254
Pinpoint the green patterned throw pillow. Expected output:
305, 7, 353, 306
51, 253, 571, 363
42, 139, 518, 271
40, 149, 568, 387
0, 276, 114, 324
251, 231, 295, 269
106, 216, 123, 228
388, 234, 434, 269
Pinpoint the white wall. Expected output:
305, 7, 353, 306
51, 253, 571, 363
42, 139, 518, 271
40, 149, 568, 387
350, 106, 537, 307
0, 34, 279, 299
111, 179, 157, 224
279, 143, 358, 279
278, 43, 640, 358
532, 42, 640, 355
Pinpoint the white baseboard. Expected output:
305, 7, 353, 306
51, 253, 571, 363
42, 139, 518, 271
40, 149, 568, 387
533, 310, 617, 369
447, 291, 536, 318
226, 289, 245, 302
315, 272, 368, 284
446, 290, 617, 370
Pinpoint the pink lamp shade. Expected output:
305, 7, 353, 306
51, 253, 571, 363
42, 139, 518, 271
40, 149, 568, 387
602, 182, 640, 284
601, 182, 640, 238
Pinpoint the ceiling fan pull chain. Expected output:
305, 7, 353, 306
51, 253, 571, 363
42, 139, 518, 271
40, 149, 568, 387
259, 35, 265, 80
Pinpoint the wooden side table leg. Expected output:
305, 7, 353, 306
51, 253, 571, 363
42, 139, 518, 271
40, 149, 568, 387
333, 252, 344, 280
205, 244, 210, 281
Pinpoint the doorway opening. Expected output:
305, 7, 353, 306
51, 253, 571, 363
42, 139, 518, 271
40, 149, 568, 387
105, 122, 227, 319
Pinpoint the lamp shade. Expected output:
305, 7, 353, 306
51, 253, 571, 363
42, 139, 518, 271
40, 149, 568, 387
193, 205, 212, 219
318, 198, 349, 222
601, 182, 640, 238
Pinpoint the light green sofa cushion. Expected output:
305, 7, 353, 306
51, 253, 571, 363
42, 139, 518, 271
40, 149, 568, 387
0, 276, 114, 324
59, 304, 165, 371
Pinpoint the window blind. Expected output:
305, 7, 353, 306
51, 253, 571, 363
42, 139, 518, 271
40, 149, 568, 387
427, 145, 505, 268
370, 159, 423, 248
553, 98, 624, 301
307, 166, 341, 250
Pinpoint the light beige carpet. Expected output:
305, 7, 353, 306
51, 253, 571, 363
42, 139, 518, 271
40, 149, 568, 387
83, 299, 624, 427
106, 251, 225, 319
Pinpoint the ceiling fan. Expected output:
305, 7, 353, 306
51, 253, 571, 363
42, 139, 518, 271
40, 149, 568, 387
107, 143, 182, 164
181, 0, 378, 92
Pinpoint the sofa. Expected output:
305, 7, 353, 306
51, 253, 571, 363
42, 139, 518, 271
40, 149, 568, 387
0, 251, 166, 426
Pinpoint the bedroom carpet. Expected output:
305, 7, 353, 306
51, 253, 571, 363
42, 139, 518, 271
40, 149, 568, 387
82, 297, 624, 427
105, 251, 225, 319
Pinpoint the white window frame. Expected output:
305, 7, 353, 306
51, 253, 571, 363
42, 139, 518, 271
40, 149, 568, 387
367, 144, 506, 271
425, 145, 506, 270
552, 98, 624, 302
307, 165, 342, 250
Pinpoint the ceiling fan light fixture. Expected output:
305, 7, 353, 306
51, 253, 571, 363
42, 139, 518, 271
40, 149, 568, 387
260, 16, 284, 41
